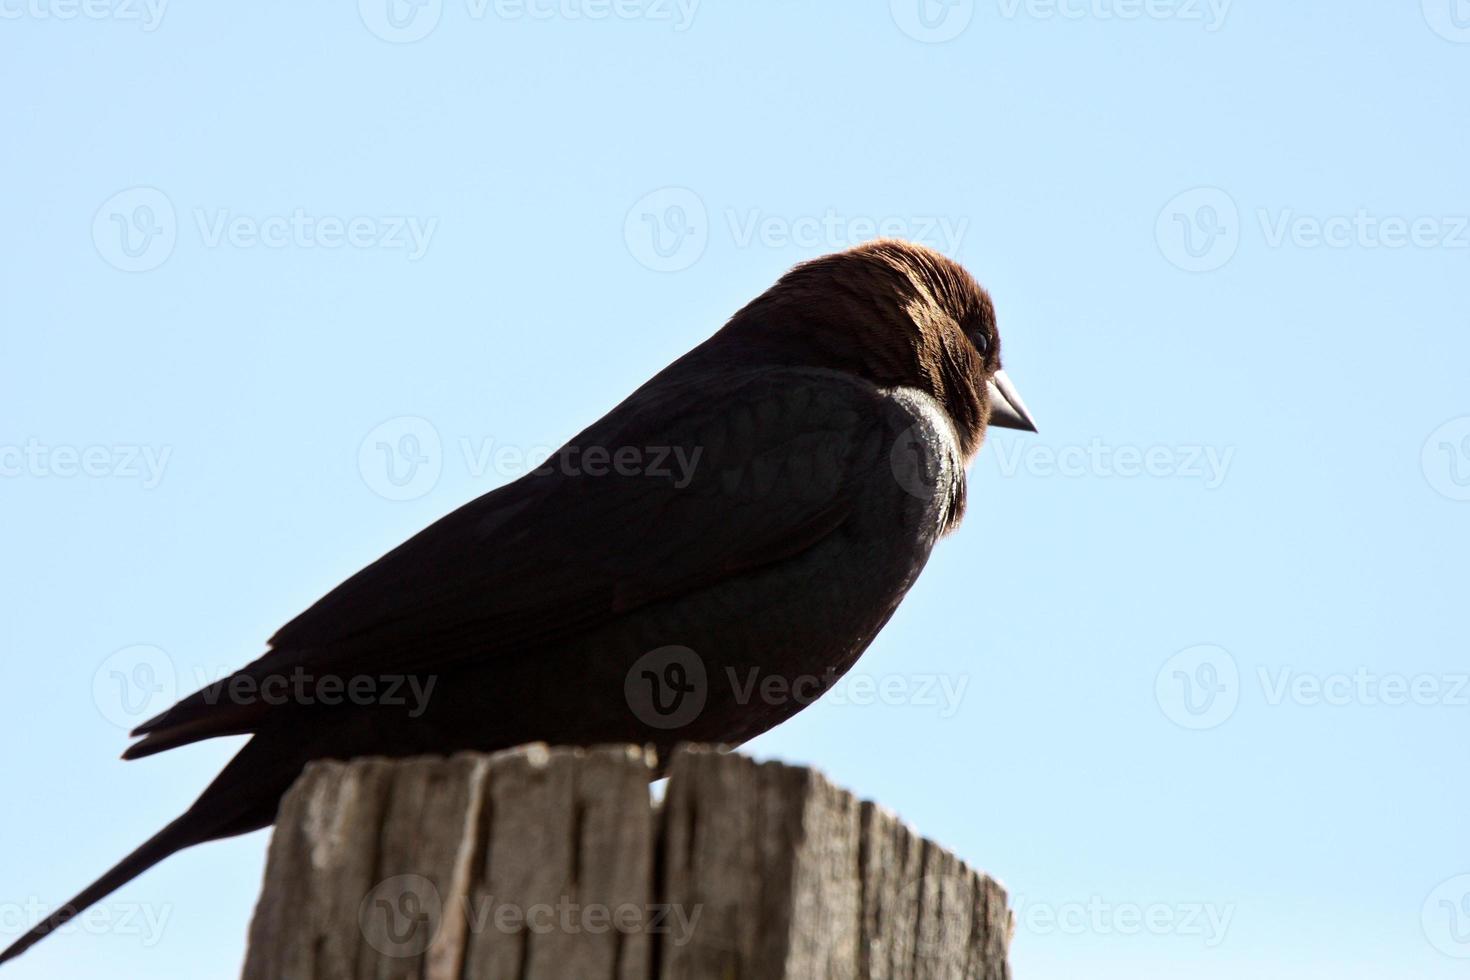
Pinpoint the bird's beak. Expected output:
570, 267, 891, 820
986, 370, 1038, 432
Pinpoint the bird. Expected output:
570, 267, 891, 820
0, 238, 1035, 965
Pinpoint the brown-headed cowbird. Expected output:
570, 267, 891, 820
0, 239, 1035, 964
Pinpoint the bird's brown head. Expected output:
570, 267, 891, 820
718, 239, 1035, 458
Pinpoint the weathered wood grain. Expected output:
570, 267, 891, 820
242, 744, 1010, 980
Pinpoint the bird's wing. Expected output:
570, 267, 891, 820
127, 366, 912, 754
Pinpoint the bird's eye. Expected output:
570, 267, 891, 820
970, 330, 991, 355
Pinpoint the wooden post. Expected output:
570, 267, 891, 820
242, 744, 1012, 980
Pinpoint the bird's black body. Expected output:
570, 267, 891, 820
312, 369, 965, 754
1, 240, 1034, 965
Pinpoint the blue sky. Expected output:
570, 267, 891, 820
2, 2, 1469, 977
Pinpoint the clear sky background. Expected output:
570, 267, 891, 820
2, 2, 1469, 977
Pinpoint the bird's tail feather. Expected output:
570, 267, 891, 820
0, 745, 281, 966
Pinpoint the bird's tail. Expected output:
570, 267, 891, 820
0, 744, 284, 966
